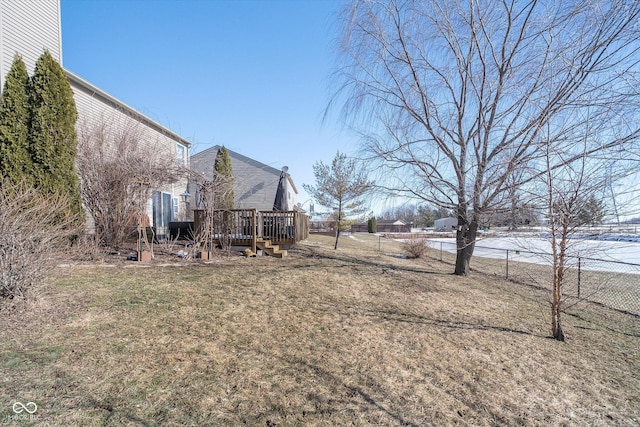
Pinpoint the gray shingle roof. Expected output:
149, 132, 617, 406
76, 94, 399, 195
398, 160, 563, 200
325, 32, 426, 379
190, 146, 297, 211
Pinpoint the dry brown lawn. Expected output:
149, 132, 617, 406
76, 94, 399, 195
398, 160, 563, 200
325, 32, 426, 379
1, 233, 638, 426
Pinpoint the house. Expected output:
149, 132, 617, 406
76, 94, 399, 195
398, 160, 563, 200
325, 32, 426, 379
434, 217, 457, 231
189, 146, 309, 250
190, 145, 298, 212
376, 219, 411, 233
0, 0, 191, 237
67, 71, 191, 236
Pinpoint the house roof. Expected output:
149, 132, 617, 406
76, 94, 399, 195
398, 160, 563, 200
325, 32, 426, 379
193, 145, 280, 174
377, 219, 406, 225
65, 69, 192, 148
191, 145, 298, 194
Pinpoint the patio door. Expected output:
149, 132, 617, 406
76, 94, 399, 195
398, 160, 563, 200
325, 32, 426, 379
152, 191, 173, 238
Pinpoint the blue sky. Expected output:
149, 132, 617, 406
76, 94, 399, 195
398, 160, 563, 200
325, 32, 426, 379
60, 0, 355, 209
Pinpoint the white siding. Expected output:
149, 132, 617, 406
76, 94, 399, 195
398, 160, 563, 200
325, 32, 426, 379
69, 73, 191, 228
0, 0, 62, 91
284, 175, 297, 210
69, 73, 190, 166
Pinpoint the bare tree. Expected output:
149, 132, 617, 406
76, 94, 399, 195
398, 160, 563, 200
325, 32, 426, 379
304, 151, 371, 249
332, 0, 640, 275
379, 204, 416, 223
0, 180, 82, 307
535, 116, 636, 341
189, 170, 236, 256
76, 114, 182, 250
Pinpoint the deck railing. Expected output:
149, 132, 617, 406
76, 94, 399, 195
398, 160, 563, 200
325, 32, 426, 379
193, 209, 309, 250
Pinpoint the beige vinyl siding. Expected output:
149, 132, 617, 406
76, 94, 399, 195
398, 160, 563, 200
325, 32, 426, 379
68, 72, 191, 229
0, 0, 62, 90
68, 71, 191, 167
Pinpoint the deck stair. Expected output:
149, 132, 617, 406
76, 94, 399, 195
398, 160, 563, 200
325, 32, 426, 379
256, 238, 288, 258
242, 248, 257, 257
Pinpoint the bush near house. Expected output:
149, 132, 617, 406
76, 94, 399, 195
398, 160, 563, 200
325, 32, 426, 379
0, 55, 30, 185
0, 181, 82, 307
0, 51, 84, 306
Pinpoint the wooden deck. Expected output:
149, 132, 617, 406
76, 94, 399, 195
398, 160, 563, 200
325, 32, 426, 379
193, 209, 309, 253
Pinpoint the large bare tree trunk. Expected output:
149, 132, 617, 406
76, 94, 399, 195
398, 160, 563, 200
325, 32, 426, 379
454, 216, 478, 276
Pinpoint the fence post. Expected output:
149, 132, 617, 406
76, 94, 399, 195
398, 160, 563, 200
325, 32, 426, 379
379, 235, 381, 254
251, 209, 257, 254
506, 250, 509, 279
578, 257, 581, 299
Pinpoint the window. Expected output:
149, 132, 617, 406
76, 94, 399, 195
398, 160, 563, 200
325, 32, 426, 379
173, 197, 179, 215
176, 144, 186, 166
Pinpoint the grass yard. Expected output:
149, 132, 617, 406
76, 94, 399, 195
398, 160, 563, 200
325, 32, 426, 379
1, 233, 638, 426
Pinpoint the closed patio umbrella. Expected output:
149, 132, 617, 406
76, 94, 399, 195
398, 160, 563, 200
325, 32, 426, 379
273, 167, 288, 211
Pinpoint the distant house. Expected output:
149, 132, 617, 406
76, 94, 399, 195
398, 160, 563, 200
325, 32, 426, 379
190, 145, 298, 212
434, 217, 457, 231
377, 220, 411, 233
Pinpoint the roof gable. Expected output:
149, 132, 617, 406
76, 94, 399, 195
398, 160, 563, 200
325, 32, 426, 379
192, 145, 280, 175
190, 145, 298, 211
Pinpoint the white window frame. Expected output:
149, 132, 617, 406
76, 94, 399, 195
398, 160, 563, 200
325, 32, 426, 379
173, 197, 179, 215
176, 144, 186, 166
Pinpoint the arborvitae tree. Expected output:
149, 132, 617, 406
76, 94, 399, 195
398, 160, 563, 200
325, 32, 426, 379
0, 55, 31, 185
213, 146, 234, 210
27, 51, 83, 216
367, 216, 377, 233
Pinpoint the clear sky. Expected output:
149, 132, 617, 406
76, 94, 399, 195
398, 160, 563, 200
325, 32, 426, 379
60, 0, 356, 210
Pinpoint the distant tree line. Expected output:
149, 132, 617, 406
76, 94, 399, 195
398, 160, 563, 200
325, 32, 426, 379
376, 197, 606, 230
377, 204, 452, 228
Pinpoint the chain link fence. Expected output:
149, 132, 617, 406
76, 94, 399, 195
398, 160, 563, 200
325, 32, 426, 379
425, 239, 640, 316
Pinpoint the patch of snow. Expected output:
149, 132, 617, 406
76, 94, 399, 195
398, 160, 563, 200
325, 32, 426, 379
409, 234, 640, 273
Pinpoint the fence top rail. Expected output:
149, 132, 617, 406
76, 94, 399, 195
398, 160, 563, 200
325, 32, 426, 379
259, 210, 302, 215
425, 239, 640, 268
193, 208, 256, 214
194, 209, 307, 215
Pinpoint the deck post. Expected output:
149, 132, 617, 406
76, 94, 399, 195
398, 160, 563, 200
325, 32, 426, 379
252, 209, 257, 253
293, 211, 298, 243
